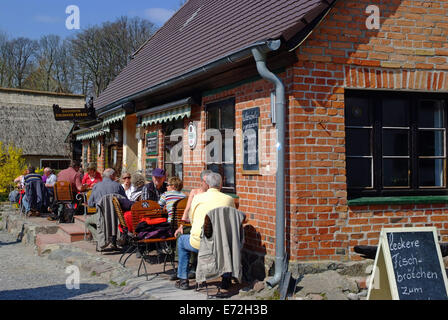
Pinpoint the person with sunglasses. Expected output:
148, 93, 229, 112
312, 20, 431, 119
121, 172, 135, 199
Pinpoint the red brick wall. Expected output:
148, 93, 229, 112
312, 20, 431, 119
181, 104, 206, 191
346, 203, 448, 261
202, 82, 280, 257
290, 0, 448, 261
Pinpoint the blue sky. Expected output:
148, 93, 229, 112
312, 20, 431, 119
0, 0, 183, 40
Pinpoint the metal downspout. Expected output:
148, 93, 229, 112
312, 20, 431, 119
251, 40, 286, 288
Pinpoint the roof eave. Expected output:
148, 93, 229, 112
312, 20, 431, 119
95, 39, 280, 114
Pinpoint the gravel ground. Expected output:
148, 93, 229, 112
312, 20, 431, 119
0, 229, 151, 300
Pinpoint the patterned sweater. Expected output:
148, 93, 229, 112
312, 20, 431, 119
158, 190, 186, 223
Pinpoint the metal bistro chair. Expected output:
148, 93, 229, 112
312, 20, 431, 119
53, 181, 75, 223
127, 200, 177, 280
113, 196, 135, 266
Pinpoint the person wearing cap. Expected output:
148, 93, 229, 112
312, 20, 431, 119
141, 168, 167, 202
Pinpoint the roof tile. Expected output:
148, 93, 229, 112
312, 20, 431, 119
95, 0, 333, 110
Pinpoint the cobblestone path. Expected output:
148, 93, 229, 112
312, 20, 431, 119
0, 229, 151, 300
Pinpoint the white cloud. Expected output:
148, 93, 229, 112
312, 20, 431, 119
144, 8, 175, 25
34, 15, 62, 24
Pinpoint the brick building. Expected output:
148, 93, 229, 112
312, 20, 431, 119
75, 0, 448, 280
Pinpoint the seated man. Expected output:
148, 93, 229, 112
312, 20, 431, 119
174, 172, 235, 290
85, 168, 127, 248
43, 167, 57, 206
22, 166, 47, 217
141, 168, 167, 201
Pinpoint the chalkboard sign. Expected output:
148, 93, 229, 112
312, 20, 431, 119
242, 107, 260, 174
367, 227, 448, 300
146, 132, 158, 156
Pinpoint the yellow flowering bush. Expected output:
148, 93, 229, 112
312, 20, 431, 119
0, 142, 27, 194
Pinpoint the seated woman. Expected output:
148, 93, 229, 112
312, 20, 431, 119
121, 172, 135, 199
81, 163, 102, 190
118, 172, 146, 233
158, 176, 186, 223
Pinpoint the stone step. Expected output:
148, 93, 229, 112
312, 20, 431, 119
74, 215, 88, 227
36, 233, 69, 255
57, 223, 89, 243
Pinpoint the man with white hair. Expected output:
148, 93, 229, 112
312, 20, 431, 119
85, 168, 127, 247
174, 172, 235, 290
87, 168, 126, 207
44, 168, 57, 188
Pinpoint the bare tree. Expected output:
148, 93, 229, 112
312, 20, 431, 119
9, 37, 38, 88
54, 39, 77, 93
0, 32, 13, 87
71, 16, 155, 97
37, 34, 61, 91
0, 15, 155, 95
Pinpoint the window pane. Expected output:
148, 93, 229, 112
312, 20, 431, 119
223, 129, 234, 163
418, 130, 444, 156
419, 159, 445, 187
382, 99, 409, 127
221, 106, 235, 129
165, 163, 183, 180
223, 164, 235, 187
345, 97, 371, 126
346, 128, 371, 156
418, 100, 444, 128
208, 106, 219, 129
165, 134, 182, 163
346, 158, 372, 188
383, 129, 409, 156
383, 158, 409, 187
164, 163, 174, 179
175, 164, 183, 180
164, 119, 184, 135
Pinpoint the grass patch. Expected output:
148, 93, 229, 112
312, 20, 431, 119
91, 271, 97, 277
120, 281, 126, 287
109, 280, 118, 286
258, 289, 280, 300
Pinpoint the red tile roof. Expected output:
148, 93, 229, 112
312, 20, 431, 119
95, 0, 335, 110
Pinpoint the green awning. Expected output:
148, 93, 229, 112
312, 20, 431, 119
141, 105, 191, 127
102, 109, 126, 126
75, 126, 110, 141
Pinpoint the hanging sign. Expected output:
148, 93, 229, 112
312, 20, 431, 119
53, 104, 96, 121
367, 227, 448, 300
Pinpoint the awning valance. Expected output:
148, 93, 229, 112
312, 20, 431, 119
102, 109, 126, 126
75, 126, 110, 141
141, 104, 191, 127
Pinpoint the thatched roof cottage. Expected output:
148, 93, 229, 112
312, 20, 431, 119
0, 87, 85, 169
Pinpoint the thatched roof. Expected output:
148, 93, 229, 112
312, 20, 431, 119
0, 88, 85, 157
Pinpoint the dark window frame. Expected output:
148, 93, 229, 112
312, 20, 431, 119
205, 97, 236, 194
345, 90, 448, 199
